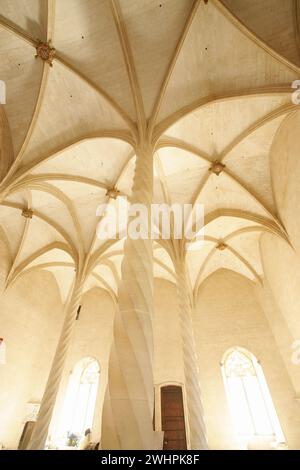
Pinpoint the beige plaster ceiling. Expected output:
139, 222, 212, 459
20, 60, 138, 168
0, 0, 299, 303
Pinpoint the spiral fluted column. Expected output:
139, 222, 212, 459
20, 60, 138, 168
102, 142, 159, 449
175, 256, 208, 450
27, 275, 84, 450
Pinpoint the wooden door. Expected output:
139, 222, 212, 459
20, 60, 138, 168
161, 385, 187, 450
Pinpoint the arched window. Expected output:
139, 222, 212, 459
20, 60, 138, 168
221, 347, 285, 444
60, 357, 100, 447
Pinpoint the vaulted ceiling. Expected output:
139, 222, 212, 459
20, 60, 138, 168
0, 0, 299, 303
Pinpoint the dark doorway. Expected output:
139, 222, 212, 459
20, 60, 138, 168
161, 385, 187, 450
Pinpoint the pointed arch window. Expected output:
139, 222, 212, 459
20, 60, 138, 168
60, 357, 100, 445
221, 347, 285, 443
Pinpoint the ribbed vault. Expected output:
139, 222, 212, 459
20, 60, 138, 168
0, 0, 299, 305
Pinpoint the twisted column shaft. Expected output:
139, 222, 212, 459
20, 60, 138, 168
27, 276, 84, 450
102, 143, 157, 449
175, 258, 208, 450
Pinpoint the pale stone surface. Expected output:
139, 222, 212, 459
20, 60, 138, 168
1, 0, 300, 451
49, 287, 115, 448
0, 270, 64, 449
195, 269, 300, 450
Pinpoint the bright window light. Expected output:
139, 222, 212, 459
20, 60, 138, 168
59, 357, 100, 447
221, 348, 285, 445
